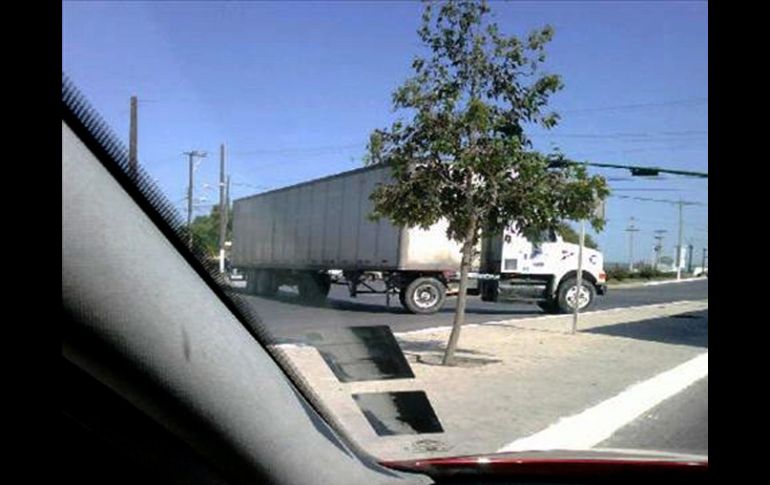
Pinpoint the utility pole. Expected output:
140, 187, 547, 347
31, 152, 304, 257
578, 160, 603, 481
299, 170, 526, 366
625, 217, 640, 271
676, 199, 684, 281
184, 150, 207, 249
653, 230, 667, 269
225, 175, 231, 213
702, 247, 708, 271
218, 144, 227, 273
129, 96, 138, 178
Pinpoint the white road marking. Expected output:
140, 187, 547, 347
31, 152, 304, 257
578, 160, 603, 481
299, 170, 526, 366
497, 352, 708, 452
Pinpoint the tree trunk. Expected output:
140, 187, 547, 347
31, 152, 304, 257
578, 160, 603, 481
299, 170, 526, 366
442, 218, 477, 366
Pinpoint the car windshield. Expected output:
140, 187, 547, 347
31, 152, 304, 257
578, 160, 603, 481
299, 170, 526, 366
62, 0, 707, 468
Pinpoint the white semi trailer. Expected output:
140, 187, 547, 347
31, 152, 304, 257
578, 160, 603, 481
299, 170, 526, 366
231, 164, 607, 314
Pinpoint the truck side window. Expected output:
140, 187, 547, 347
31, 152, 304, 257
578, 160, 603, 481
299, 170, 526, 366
536, 229, 556, 244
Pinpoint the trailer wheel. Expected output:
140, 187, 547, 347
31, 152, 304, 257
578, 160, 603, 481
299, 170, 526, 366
298, 272, 331, 304
556, 277, 596, 314
401, 277, 446, 315
255, 270, 279, 297
245, 270, 259, 295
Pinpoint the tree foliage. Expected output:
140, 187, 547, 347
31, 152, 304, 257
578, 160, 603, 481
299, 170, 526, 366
365, 0, 609, 364
556, 222, 599, 250
190, 205, 232, 256
366, 0, 609, 248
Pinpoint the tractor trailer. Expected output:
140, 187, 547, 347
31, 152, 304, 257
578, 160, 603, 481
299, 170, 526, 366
231, 164, 607, 314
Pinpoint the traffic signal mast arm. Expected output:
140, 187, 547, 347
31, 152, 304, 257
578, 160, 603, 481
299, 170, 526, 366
546, 157, 708, 178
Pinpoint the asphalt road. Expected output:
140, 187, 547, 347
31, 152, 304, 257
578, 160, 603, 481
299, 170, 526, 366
599, 376, 708, 455
230, 279, 708, 343
590, 309, 708, 455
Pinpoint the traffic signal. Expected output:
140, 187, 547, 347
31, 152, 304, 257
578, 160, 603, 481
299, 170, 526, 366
630, 167, 660, 176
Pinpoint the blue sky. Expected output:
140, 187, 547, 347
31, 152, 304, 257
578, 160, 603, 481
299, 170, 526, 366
62, 0, 708, 265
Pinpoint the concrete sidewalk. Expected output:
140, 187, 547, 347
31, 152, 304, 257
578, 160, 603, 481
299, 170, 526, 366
272, 300, 708, 461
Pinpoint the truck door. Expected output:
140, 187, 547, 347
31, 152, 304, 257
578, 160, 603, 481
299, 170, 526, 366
500, 228, 533, 274
528, 229, 560, 275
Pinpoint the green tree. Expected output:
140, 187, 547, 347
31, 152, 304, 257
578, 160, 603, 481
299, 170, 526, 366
190, 205, 233, 257
366, 0, 608, 365
556, 221, 599, 250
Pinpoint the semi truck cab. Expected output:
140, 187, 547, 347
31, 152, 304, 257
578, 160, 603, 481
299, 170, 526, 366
478, 226, 607, 313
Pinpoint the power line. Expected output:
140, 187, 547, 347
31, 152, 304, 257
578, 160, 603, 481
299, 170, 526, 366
611, 188, 680, 192
231, 143, 364, 156
559, 97, 708, 114
609, 194, 706, 206
541, 130, 707, 140
568, 141, 707, 159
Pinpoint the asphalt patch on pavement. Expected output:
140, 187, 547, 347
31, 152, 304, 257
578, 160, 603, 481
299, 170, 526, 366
584, 310, 708, 348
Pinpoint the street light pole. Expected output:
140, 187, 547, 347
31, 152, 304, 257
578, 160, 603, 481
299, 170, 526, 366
625, 218, 639, 271
653, 230, 666, 269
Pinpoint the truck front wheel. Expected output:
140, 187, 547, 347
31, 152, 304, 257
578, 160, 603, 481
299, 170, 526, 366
401, 277, 446, 315
245, 270, 259, 295
556, 277, 596, 314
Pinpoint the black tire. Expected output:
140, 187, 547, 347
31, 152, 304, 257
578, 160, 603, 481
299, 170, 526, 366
298, 272, 331, 304
537, 300, 559, 314
401, 277, 446, 314
556, 277, 596, 314
480, 280, 498, 302
245, 270, 259, 295
255, 270, 279, 297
